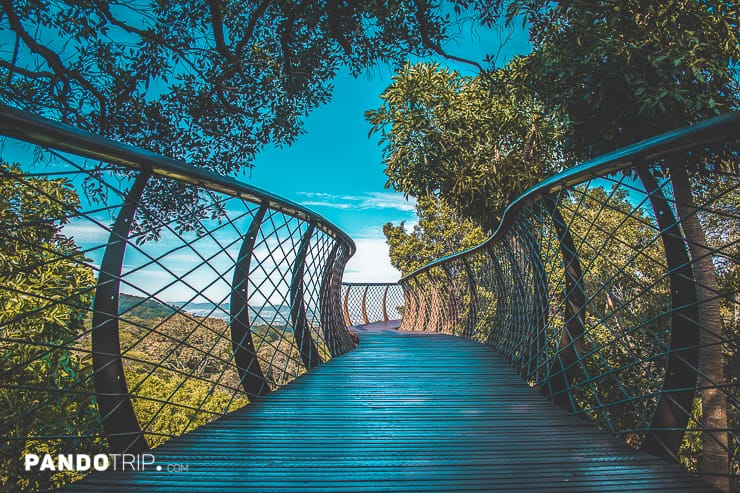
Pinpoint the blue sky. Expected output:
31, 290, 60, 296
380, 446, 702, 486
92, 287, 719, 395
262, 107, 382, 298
3, 13, 531, 291
248, 69, 415, 282
247, 20, 531, 282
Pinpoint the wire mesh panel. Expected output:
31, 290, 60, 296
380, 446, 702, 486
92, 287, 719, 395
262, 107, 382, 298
399, 113, 740, 489
0, 106, 356, 490
340, 283, 404, 326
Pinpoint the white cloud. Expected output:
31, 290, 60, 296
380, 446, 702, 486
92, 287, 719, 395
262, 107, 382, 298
301, 200, 355, 209
343, 237, 401, 283
298, 191, 416, 212
62, 221, 110, 243
360, 192, 417, 212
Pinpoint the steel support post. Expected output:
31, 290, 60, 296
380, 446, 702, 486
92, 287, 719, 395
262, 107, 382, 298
361, 285, 369, 325
486, 245, 508, 349
342, 284, 352, 326
229, 204, 270, 399
461, 257, 479, 339
542, 195, 585, 411
519, 214, 549, 381
290, 223, 321, 369
319, 242, 346, 357
92, 170, 151, 453
441, 264, 459, 336
382, 285, 390, 322
637, 166, 700, 460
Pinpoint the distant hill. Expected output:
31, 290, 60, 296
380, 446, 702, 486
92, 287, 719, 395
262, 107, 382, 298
118, 294, 293, 323
119, 293, 176, 320
170, 301, 292, 322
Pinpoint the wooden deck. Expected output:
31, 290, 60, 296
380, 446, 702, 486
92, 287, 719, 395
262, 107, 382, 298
66, 324, 714, 492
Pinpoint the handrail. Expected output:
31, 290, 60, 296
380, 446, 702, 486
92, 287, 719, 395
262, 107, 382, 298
401, 111, 740, 282
0, 106, 357, 490
0, 104, 355, 251
398, 112, 739, 490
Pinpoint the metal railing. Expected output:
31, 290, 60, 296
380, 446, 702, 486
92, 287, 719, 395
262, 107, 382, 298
341, 282, 404, 326
0, 105, 356, 490
399, 112, 739, 490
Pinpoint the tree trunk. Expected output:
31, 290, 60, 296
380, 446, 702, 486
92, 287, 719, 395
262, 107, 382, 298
670, 163, 729, 492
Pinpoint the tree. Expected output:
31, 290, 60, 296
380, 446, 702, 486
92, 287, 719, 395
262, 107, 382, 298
510, 2, 738, 488
555, 186, 674, 446
369, 1, 738, 487
516, 0, 739, 157
384, 195, 487, 276
0, 0, 507, 236
368, 60, 564, 230
385, 196, 487, 337
0, 0, 500, 175
0, 161, 102, 491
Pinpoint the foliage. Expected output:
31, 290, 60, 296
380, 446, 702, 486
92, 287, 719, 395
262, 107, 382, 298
515, 0, 739, 158
118, 311, 315, 447
374, 1, 738, 486
127, 364, 248, 448
368, 60, 564, 230
121, 314, 241, 390
0, 0, 508, 237
505, 2, 738, 488
0, 161, 103, 491
558, 186, 671, 442
0, 0, 502, 174
0, 162, 316, 488
119, 293, 176, 320
384, 195, 487, 276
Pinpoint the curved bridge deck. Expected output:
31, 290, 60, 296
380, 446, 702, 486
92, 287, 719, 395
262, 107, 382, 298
67, 324, 712, 492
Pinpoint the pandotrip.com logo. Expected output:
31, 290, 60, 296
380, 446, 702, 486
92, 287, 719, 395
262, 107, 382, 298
24, 453, 189, 473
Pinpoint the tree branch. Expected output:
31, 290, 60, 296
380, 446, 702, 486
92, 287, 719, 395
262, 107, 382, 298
207, 0, 240, 66
1, 0, 108, 129
235, 0, 272, 55
4, 32, 21, 84
412, 0, 485, 73
94, 0, 208, 81
521, 115, 540, 163
326, 0, 352, 56
0, 59, 55, 81
203, 0, 256, 115
279, 8, 297, 90
206, 0, 271, 105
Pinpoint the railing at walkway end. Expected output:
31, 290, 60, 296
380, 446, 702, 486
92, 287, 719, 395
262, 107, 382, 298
399, 112, 739, 490
0, 105, 356, 490
341, 282, 404, 326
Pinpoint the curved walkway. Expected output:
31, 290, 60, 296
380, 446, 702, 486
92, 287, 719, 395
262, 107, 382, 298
65, 324, 714, 492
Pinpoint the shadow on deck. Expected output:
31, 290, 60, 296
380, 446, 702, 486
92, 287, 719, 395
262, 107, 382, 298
65, 322, 712, 492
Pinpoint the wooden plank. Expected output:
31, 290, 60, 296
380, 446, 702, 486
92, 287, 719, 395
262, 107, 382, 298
64, 325, 715, 492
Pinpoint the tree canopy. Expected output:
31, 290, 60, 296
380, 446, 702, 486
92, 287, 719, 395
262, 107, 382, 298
517, 0, 739, 158
368, 59, 564, 230
369, 1, 738, 227
383, 195, 486, 276
371, 4, 738, 488
509, 4, 737, 488
1, 0, 502, 176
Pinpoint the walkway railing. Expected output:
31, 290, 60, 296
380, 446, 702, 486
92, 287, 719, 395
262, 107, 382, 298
399, 113, 739, 489
0, 105, 355, 490
341, 282, 404, 326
